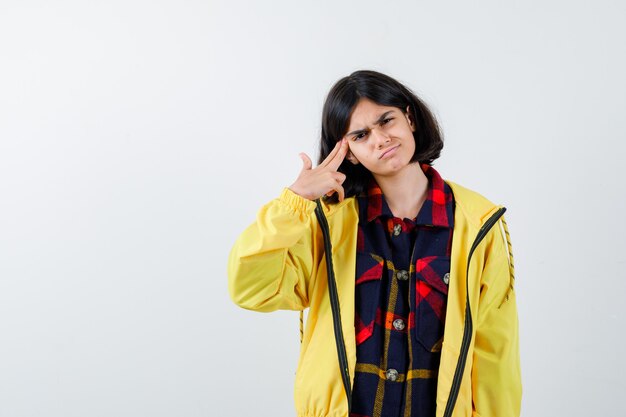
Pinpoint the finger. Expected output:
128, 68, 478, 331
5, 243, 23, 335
319, 139, 343, 168
299, 153, 313, 172
323, 171, 346, 184
325, 181, 345, 202
331, 171, 347, 184
326, 138, 349, 171
334, 183, 345, 202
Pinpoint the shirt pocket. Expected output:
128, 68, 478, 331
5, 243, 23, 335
412, 255, 450, 352
354, 251, 384, 346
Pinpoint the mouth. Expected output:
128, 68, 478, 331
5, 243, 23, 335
379, 145, 400, 159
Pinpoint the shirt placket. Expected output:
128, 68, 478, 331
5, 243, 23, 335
378, 217, 417, 416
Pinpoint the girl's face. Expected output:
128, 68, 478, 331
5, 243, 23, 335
343, 98, 416, 177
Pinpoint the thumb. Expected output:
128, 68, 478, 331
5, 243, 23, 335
299, 153, 313, 172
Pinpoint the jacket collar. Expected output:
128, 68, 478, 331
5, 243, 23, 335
444, 179, 503, 229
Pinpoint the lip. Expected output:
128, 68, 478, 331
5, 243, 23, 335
379, 145, 400, 159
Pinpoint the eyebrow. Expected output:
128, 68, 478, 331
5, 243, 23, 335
345, 110, 396, 137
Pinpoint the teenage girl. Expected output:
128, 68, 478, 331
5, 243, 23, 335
228, 70, 521, 417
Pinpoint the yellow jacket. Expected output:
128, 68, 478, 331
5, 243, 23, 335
228, 180, 522, 417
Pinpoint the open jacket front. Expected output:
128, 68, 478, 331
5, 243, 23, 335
228, 179, 522, 417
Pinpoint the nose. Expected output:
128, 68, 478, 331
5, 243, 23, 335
371, 127, 390, 149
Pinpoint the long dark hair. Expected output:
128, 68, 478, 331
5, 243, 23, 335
319, 70, 444, 203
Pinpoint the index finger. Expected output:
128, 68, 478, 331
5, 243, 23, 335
325, 138, 349, 171
319, 138, 344, 168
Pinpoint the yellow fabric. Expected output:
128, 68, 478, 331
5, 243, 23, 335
228, 181, 522, 417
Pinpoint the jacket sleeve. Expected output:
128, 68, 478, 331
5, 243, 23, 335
471, 214, 522, 417
227, 187, 319, 312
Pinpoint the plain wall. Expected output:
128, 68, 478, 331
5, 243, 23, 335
1, 1, 625, 416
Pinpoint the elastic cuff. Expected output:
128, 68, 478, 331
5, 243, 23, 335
279, 187, 317, 215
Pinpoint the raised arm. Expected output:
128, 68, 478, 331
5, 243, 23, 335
227, 138, 349, 312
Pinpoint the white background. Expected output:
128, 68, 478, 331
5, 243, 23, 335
1, 1, 625, 416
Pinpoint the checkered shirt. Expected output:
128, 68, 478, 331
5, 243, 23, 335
350, 163, 455, 417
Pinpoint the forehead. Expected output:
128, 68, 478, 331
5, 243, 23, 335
347, 98, 400, 129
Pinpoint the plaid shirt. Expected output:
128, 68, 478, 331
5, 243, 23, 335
350, 163, 455, 417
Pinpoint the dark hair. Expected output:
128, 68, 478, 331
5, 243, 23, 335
319, 69, 444, 203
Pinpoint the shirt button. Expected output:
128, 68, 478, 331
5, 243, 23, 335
393, 224, 402, 236
396, 270, 409, 281
392, 318, 405, 331
385, 368, 399, 381
443, 272, 450, 285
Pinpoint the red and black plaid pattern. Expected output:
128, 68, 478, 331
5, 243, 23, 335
350, 163, 455, 417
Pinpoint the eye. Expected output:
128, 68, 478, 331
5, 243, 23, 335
381, 117, 393, 126
353, 132, 367, 141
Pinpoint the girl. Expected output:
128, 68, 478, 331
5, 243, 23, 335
228, 70, 521, 417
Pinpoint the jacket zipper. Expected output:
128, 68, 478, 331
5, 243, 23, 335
442, 206, 506, 417
315, 200, 353, 412
316, 197, 506, 416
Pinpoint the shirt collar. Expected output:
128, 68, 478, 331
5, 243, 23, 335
359, 163, 453, 228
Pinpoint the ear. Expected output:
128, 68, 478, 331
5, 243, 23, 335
347, 150, 360, 165
405, 105, 415, 132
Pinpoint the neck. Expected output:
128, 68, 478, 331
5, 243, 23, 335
373, 163, 429, 220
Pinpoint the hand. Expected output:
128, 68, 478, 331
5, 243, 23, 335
288, 138, 349, 201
